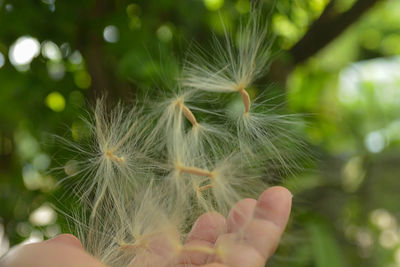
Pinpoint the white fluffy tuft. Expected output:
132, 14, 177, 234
58, 5, 308, 267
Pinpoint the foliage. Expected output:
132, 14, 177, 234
0, 0, 400, 266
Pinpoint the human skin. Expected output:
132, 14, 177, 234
0, 186, 292, 267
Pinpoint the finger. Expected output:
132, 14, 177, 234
243, 186, 292, 259
45, 234, 84, 250
213, 234, 264, 267
253, 186, 292, 231
226, 198, 257, 233
0, 240, 106, 267
186, 212, 227, 244
129, 233, 179, 267
241, 219, 281, 259
177, 212, 226, 266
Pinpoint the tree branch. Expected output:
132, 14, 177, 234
289, 0, 381, 65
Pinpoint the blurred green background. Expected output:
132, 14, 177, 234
1, 0, 400, 266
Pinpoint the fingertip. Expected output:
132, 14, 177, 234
264, 186, 292, 199
46, 234, 84, 250
253, 186, 292, 230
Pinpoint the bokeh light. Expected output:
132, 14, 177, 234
29, 204, 57, 226
235, 0, 250, 14
41, 0, 56, 12
74, 70, 91, 89
156, 24, 173, 42
309, 0, 330, 13
342, 156, 365, 192
68, 50, 83, 65
370, 209, 396, 230
126, 3, 141, 17
22, 164, 45, 191
203, 0, 224, 11
5, 4, 13, 12
0, 52, 5, 68
103, 25, 119, 43
365, 131, 385, 153
45, 92, 66, 112
379, 229, 399, 249
21, 230, 43, 245
126, 4, 142, 30
60, 43, 71, 57
16, 222, 32, 238
272, 14, 300, 47
42, 41, 62, 61
15, 131, 39, 160
32, 153, 51, 171
9, 36, 40, 67
47, 61, 65, 80
44, 224, 60, 238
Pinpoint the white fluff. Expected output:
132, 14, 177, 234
60, 5, 307, 267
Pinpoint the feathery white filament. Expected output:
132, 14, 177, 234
181, 8, 270, 114
60, 5, 306, 267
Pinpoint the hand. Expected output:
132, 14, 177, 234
133, 186, 292, 267
0, 186, 292, 267
0, 234, 106, 267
